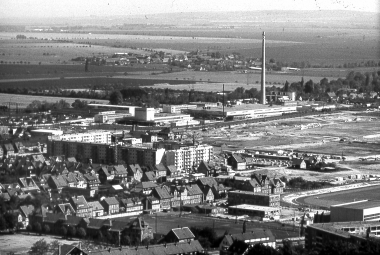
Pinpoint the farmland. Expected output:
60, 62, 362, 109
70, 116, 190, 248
0, 93, 108, 107
296, 185, 380, 208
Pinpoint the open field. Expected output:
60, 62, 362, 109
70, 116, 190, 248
0, 233, 79, 255
0, 93, 108, 107
118, 213, 299, 240
296, 185, 380, 208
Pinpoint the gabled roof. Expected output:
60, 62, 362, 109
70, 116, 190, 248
49, 175, 68, 189
155, 163, 168, 172
3, 143, 14, 151
88, 201, 104, 211
102, 196, 119, 205
112, 165, 128, 175
197, 177, 218, 188
87, 218, 106, 230
70, 195, 89, 209
291, 158, 305, 165
231, 154, 245, 163
166, 165, 178, 174
143, 171, 156, 181
109, 220, 130, 232
65, 215, 83, 226
43, 212, 66, 223
137, 181, 158, 190
153, 186, 173, 200
19, 204, 35, 217
128, 164, 143, 174
186, 184, 203, 196
57, 203, 75, 214
170, 227, 195, 240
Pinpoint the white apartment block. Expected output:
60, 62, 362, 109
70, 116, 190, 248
51, 131, 112, 144
165, 144, 213, 172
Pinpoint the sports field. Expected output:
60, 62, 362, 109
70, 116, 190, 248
296, 185, 380, 208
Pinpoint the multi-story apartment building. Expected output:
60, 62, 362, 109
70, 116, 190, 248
50, 131, 112, 144
228, 190, 280, 207
165, 145, 213, 172
48, 140, 115, 164
117, 146, 165, 166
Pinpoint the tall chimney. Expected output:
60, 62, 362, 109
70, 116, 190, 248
261, 31, 266, 104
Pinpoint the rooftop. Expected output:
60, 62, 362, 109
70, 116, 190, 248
189, 103, 297, 113
229, 204, 281, 212
331, 200, 380, 210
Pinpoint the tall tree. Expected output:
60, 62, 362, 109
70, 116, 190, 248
28, 239, 49, 255
109, 90, 123, 105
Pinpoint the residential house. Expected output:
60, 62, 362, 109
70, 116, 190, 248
122, 217, 153, 243
197, 161, 213, 177
101, 196, 119, 215
3, 143, 15, 156
47, 175, 68, 191
119, 197, 143, 216
18, 205, 35, 228
18, 177, 40, 193
152, 186, 173, 211
97, 166, 114, 184
58, 244, 88, 255
142, 171, 156, 182
69, 195, 92, 218
88, 201, 104, 218
143, 196, 161, 212
34, 212, 66, 234
164, 227, 195, 243
83, 173, 100, 189
133, 181, 158, 195
65, 215, 84, 228
127, 164, 143, 182
152, 163, 167, 179
291, 158, 306, 169
228, 154, 246, 170
219, 230, 276, 252
55, 203, 76, 216
196, 177, 221, 199
111, 164, 128, 183
14, 142, 25, 154
62, 173, 79, 188
186, 184, 204, 205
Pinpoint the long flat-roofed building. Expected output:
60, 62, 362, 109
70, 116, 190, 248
330, 200, 380, 222
305, 221, 380, 250
186, 104, 297, 120
228, 204, 281, 219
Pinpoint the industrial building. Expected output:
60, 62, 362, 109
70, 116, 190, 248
185, 104, 297, 120
88, 104, 138, 116
228, 190, 280, 207
228, 204, 281, 220
94, 111, 131, 124
305, 221, 380, 250
124, 107, 200, 127
330, 200, 380, 222
163, 104, 197, 113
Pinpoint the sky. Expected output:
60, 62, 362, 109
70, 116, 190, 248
1, 0, 379, 18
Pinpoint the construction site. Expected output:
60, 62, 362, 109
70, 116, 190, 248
178, 109, 380, 182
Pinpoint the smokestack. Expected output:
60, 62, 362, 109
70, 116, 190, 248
261, 31, 266, 104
